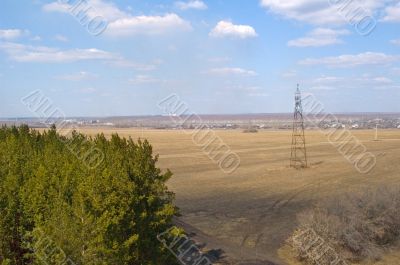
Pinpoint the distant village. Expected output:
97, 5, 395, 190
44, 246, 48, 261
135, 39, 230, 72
2, 113, 400, 130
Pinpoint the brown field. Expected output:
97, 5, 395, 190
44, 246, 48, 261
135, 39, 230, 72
61, 128, 400, 265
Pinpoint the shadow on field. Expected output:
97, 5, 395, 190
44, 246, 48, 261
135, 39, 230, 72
174, 179, 400, 265
173, 179, 323, 265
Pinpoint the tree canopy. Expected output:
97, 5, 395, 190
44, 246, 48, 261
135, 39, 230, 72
0, 125, 180, 265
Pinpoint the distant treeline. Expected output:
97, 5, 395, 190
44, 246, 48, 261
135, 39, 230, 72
0, 125, 180, 265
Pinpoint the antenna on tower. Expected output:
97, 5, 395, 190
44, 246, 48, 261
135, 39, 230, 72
290, 84, 308, 169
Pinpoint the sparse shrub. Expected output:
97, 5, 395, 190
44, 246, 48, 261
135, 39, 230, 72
243, 128, 258, 133
288, 185, 400, 264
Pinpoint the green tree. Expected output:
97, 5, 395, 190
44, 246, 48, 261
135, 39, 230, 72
0, 125, 180, 265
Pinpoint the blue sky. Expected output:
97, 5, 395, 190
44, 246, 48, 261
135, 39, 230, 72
0, 0, 400, 117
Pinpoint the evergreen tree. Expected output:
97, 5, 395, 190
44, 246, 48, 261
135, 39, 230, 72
0, 125, 181, 265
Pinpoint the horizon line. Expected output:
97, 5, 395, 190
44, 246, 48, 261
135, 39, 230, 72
1, 111, 400, 120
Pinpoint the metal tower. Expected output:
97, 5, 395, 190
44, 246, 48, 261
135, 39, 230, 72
290, 84, 308, 169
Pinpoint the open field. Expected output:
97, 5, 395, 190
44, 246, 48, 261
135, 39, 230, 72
61, 128, 400, 265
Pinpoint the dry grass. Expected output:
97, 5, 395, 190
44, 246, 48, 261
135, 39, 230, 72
287, 185, 400, 264
54, 128, 400, 264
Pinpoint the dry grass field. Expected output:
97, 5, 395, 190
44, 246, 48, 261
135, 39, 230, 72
62, 128, 400, 265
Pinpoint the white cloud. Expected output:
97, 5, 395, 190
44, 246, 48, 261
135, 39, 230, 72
309, 85, 337, 90
43, 1, 191, 37
80, 87, 97, 94
243, 86, 263, 91
208, 67, 258, 76
108, 58, 161, 71
243, 86, 268, 97
288, 28, 350, 47
209, 21, 258, 39
31, 36, 42, 41
299, 52, 400, 67
309, 75, 343, 90
43, 0, 127, 21
208, 57, 231, 63
129, 75, 162, 84
218, 84, 267, 97
54, 34, 69, 42
0, 42, 116, 63
107, 13, 192, 36
175, 0, 207, 10
392, 67, 400, 75
309, 74, 396, 90
248, 92, 269, 97
56, 71, 98, 81
0, 41, 159, 71
382, 3, 400, 22
260, 0, 383, 26
42, 2, 69, 13
355, 75, 396, 90
391, 39, 400, 45
282, 70, 297, 78
369, 76, 392, 84
313, 75, 344, 84
0, 29, 27, 40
